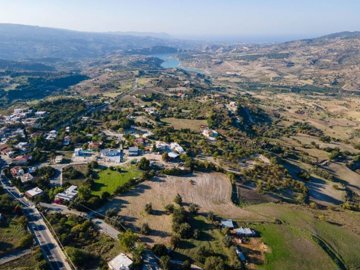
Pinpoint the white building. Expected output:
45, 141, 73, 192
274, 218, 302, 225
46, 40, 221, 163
25, 187, 43, 199
100, 149, 122, 163
202, 128, 218, 141
55, 185, 78, 202
128, 146, 139, 156
170, 142, 185, 154
108, 253, 133, 270
46, 130, 57, 140
20, 173, 34, 184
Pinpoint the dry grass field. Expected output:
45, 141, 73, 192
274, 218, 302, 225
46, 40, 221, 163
162, 118, 207, 131
97, 172, 265, 244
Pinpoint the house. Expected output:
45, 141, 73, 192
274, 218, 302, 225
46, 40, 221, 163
108, 253, 133, 270
55, 185, 78, 202
168, 152, 179, 159
15, 142, 28, 151
221, 219, 235, 229
155, 141, 170, 152
46, 130, 57, 141
0, 144, 13, 155
202, 128, 218, 141
134, 138, 145, 146
88, 141, 101, 151
54, 155, 64, 164
228, 101, 238, 112
144, 107, 157, 115
128, 147, 139, 156
170, 143, 185, 154
25, 187, 43, 199
234, 227, 255, 237
10, 166, 24, 177
35, 111, 47, 117
12, 155, 31, 166
63, 136, 71, 146
74, 148, 90, 157
101, 149, 122, 163
20, 173, 34, 184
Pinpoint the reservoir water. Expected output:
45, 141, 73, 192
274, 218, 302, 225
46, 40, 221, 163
152, 53, 203, 74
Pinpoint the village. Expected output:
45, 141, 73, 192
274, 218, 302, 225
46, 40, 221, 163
0, 104, 259, 270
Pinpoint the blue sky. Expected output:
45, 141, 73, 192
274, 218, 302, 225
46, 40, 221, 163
0, 0, 359, 40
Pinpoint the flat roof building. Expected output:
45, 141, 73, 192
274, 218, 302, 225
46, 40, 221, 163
108, 253, 133, 270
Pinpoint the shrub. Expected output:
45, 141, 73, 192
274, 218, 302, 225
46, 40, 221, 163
140, 223, 151, 235
145, 202, 153, 214
204, 256, 225, 270
152, 244, 168, 257
164, 204, 175, 214
174, 194, 183, 205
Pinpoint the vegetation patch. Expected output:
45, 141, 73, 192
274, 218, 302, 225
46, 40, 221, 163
92, 166, 142, 196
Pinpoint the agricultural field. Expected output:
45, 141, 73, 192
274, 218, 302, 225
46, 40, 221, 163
246, 203, 360, 270
92, 166, 142, 196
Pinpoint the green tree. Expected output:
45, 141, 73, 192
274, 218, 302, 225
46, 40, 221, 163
118, 229, 139, 251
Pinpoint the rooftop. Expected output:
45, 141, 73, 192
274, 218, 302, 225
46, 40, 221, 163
108, 253, 133, 270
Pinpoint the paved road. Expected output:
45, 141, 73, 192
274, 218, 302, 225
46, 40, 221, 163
40, 202, 120, 240
0, 176, 72, 270
40, 203, 162, 270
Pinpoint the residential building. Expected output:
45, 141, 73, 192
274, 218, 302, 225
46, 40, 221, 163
54, 155, 64, 164
202, 128, 218, 141
101, 149, 122, 163
128, 146, 139, 156
20, 173, 34, 184
10, 166, 24, 177
25, 187, 43, 199
55, 185, 78, 202
108, 253, 133, 270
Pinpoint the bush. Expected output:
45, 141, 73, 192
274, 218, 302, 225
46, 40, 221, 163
152, 244, 168, 257
145, 202, 153, 214
174, 194, 183, 205
164, 204, 174, 214
178, 222, 192, 239
65, 247, 95, 267
19, 234, 33, 248
141, 223, 151, 235
188, 203, 200, 214
204, 256, 225, 270
160, 255, 171, 270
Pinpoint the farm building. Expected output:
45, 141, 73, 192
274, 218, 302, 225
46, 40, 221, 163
234, 227, 255, 237
221, 219, 235, 229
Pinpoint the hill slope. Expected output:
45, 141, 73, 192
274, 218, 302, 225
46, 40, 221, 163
0, 24, 172, 60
